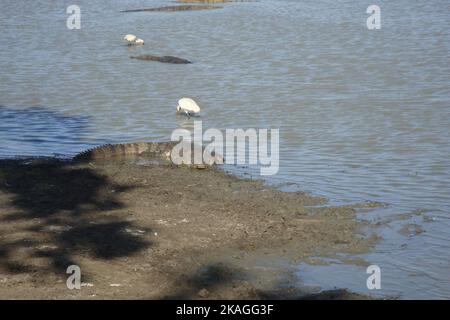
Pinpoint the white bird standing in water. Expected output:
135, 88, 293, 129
177, 98, 201, 117
123, 34, 144, 45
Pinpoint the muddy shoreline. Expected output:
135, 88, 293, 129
0, 154, 380, 299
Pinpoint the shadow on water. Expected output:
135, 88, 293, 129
0, 105, 101, 158
0, 106, 152, 275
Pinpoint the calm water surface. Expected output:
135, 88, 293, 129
1, 0, 449, 298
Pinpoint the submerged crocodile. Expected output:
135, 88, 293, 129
73, 142, 223, 168
121, 5, 221, 13
177, 0, 229, 3
130, 55, 192, 64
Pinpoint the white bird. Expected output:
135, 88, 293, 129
177, 98, 201, 117
124, 34, 137, 43
123, 34, 144, 45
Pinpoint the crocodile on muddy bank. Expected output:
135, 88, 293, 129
73, 142, 223, 168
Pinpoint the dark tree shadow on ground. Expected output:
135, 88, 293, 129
1, 160, 121, 219
0, 159, 151, 274
162, 263, 246, 299
161, 263, 376, 300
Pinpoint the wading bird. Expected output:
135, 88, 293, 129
123, 34, 144, 45
176, 98, 201, 117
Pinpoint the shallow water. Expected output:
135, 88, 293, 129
1, 0, 449, 298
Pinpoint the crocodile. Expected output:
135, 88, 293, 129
73, 142, 223, 169
177, 0, 229, 3
121, 5, 221, 13
130, 55, 192, 64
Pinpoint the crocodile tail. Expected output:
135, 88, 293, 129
73, 142, 152, 162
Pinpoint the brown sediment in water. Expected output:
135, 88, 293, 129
121, 5, 222, 13
0, 146, 381, 299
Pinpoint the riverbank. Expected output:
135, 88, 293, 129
0, 154, 380, 299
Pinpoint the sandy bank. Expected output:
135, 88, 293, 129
0, 153, 380, 299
